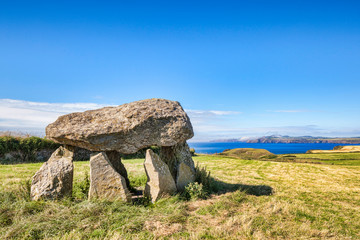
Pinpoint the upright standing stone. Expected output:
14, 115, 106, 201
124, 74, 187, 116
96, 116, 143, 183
176, 162, 196, 191
31, 146, 74, 201
144, 149, 177, 202
105, 151, 130, 189
89, 152, 131, 202
160, 142, 196, 191
174, 142, 196, 191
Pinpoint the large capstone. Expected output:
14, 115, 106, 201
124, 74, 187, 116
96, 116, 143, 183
31, 146, 74, 201
89, 152, 131, 202
144, 149, 177, 202
46, 99, 193, 154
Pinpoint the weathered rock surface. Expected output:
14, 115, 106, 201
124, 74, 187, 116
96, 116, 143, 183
144, 149, 177, 202
176, 162, 196, 191
173, 142, 195, 171
105, 151, 130, 188
46, 99, 194, 154
31, 146, 74, 200
160, 142, 196, 190
89, 152, 131, 202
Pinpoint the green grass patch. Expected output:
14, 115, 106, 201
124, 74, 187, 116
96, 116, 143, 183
276, 152, 360, 165
1, 155, 360, 239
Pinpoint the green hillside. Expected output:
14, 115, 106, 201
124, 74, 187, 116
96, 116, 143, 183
219, 148, 276, 160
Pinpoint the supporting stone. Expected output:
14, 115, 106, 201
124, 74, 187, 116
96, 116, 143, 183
89, 152, 131, 202
174, 142, 196, 190
144, 149, 177, 202
105, 151, 130, 189
176, 162, 196, 191
160, 142, 196, 191
31, 146, 74, 201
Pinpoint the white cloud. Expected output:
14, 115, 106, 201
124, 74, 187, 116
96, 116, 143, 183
1, 99, 358, 141
0, 99, 242, 137
0, 99, 109, 134
0, 99, 107, 114
185, 109, 241, 117
267, 110, 310, 113
189, 124, 360, 142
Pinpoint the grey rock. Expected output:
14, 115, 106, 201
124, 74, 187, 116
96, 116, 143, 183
105, 151, 130, 188
160, 142, 196, 190
176, 162, 196, 191
31, 146, 74, 200
89, 152, 131, 202
46, 99, 193, 154
144, 149, 177, 202
174, 142, 196, 190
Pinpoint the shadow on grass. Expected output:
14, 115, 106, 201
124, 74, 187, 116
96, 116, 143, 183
194, 163, 273, 197
210, 178, 273, 196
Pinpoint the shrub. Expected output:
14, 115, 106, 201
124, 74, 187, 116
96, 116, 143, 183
194, 163, 211, 191
260, 154, 278, 159
0, 136, 60, 163
189, 148, 196, 156
184, 182, 208, 200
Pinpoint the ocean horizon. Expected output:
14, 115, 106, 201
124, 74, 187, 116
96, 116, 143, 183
188, 142, 358, 155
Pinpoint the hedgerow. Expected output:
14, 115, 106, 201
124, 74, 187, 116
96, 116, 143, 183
0, 136, 60, 162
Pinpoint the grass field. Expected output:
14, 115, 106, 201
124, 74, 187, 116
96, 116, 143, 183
1, 154, 360, 239
277, 152, 360, 166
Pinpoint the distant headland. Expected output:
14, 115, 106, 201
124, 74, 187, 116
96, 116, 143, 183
211, 135, 360, 144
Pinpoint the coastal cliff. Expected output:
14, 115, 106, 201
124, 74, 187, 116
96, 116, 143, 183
214, 135, 360, 144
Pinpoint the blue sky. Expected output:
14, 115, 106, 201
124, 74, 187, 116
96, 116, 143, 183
1, 1, 360, 141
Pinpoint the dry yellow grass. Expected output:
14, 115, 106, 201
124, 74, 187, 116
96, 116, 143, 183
1, 155, 360, 239
307, 145, 360, 153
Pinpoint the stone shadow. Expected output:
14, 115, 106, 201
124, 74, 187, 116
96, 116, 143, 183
210, 178, 273, 196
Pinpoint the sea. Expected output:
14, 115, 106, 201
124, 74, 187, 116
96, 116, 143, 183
187, 142, 357, 155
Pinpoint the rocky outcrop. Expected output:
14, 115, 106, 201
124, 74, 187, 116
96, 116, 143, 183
46, 99, 194, 154
89, 152, 131, 202
31, 146, 74, 200
144, 149, 177, 202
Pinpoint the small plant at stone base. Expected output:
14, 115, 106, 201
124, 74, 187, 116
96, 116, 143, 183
133, 195, 152, 206
189, 148, 196, 156
73, 171, 90, 200
17, 179, 31, 201
195, 163, 212, 191
184, 182, 208, 200
129, 174, 148, 189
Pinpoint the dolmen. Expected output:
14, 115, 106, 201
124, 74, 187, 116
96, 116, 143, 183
30, 99, 196, 202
